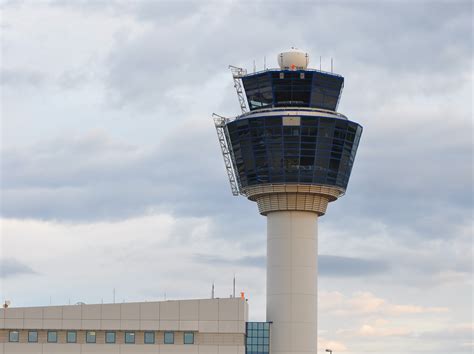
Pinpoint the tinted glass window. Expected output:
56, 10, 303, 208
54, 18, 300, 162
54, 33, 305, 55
184, 332, 194, 344
227, 116, 362, 190
164, 332, 174, 344
246, 322, 270, 354
47, 331, 57, 343
144, 331, 155, 344
67, 331, 77, 343
28, 331, 38, 343
86, 331, 96, 343
105, 331, 116, 344
9, 330, 19, 342
125, 332, 135, 344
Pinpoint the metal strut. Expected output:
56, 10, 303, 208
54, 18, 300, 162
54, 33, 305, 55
213, 113, 240, 196
229, 65, 248, 114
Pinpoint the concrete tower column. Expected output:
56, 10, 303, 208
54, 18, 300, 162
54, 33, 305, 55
267, 211, 318, 354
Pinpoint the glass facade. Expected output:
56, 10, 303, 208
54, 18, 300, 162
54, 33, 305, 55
246, 322, 270, 354
241, 70, 344, 111
226, 115, 362, 190
28, 331, 38, 343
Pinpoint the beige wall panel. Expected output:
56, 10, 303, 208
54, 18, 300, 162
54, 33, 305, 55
4, 309, 23, 320
218, 321, 238, 334
120, 344, 159, 353
42, 307, 62, 319
178, 301, 198, 321
23, 309, 42, 320
81, 344, 119, 353
178, 321, 198, 331
198, 321, 218, 333
139, 320, 160, 331
198, 345, 218, 353
217, 345, 239, 354
43, 343, 81, 353
61, 319, 81, 330
197, 301, 218, 321
4, 319, 23, 329
81, 305, 101, 320
159, 320, 178, 331
100, 304, 120, 320
3, 343, 42, 354
62, 306, 81, 320
42, 319, 61, 329
159, 302, 179, 321
160, 345, 198, 354
23, 319, 42, 329
99, 319, 120, 330
218, 300, 239, 321
121, 303, 140, 320
81, 320, 100, 330
139, 303, 159, 321
119, 320, 140, 330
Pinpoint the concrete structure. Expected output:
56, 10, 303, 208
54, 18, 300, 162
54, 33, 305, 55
215, 49, 362, 354
0, 298, 248, 353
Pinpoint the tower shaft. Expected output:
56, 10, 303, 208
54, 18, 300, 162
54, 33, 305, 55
267, 211, 317, 354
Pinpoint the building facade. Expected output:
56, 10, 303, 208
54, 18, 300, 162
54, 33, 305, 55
0, 298, 255, 354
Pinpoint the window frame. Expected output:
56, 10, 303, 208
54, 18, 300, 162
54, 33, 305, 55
183, 331, 194, 344
9, 330, 19, 343
28, 330, 38, 343
86, 331, 97, 344
105, 331, 116, 344
124, 331, 135, 344
47, 330, 58, 343
66, 330, 77, 343
144, 331, 155, 344
164, 331, 174, 344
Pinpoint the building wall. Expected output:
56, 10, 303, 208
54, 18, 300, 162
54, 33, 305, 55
0, 298, 248, 354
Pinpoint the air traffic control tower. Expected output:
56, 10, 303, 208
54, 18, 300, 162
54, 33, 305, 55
214, 48, 362, 354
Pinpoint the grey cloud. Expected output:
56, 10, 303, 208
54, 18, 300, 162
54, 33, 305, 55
0, 258, 37, 278
195, 254, 391, 277
1, 69, 45, 87
319, 255, 390, 277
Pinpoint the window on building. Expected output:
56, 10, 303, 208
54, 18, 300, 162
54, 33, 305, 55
105, 331, 116, 344
9, 330, 19, 342
183, 332, 194, 344
144, 331, 155, 344
28, 330, 38, 343
47, 331, 58, 343
164, 331, 174, 344
67, 331, 77, 343
86, 331, 96, 343
246, 322, 270, 354
125, 331, 135, 344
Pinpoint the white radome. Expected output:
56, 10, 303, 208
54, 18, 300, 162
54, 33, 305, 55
278, 47, 309, 70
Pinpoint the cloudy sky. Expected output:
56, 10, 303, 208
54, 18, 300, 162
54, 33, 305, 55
0, 0, 472, 352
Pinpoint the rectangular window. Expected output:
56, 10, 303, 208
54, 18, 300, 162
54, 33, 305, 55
28, 330, 38, 343
67, 331, 77, 343
9, 330, 19, 342
86, 331, 96, 343
164, 331, 174, 344
183, 332, 194, 344
47, 331, 58, 343
105, 331, 116, 344
144, 331, 155, 344
125, 331, 135, 344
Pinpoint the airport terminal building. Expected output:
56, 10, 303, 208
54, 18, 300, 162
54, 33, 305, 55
0, 298, 271, 354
